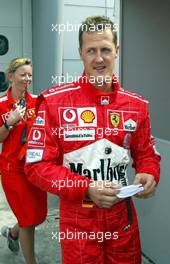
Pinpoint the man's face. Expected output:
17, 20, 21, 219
79, 29, 118, 90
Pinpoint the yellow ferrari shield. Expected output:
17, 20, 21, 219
110, 113, 120, 127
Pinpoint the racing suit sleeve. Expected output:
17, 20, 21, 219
130, 102, 160, 184
24, 94, 91, 200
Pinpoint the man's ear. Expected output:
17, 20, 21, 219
79, 48, 82, 59
116, 45, 119, 57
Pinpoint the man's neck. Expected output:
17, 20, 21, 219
93, 81, 113, 93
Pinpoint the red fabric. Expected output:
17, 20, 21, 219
25, 74, 160, 262
0, 89, 47, 226
0, 88, 36, 171
25, 74, 160, 197
1, 169, 47, 227
61, 200, 141, 264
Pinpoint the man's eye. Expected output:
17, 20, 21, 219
87, 49, 94, 54
102, 48, 111, 53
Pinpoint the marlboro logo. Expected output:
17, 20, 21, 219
69, 159, 128, 185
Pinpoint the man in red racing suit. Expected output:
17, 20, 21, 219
25, 16, 160, 264
25, 74, 160, 263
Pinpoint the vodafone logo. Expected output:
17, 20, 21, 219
33, 129, 41, 140
63, 109, 76, 122
28, 128, 46, 148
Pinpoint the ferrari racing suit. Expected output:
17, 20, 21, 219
25, 75, 160, 263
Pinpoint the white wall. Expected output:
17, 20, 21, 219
0, 0, 32, 72
62, 0, 121, 83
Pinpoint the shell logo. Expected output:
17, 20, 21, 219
81, 110, 95, 123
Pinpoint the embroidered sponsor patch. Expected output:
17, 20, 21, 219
27, 108, 35, 118
34, 111, 45, 126
59, 107, 97, 128
124, 118, 137, 131
108, 110, 123, 130
28, 128, 46, 147
107, 110, 138, 131
101, 96, 110, 105
82, 200, 94, 208
64, 129, 95, 141
123, 112, 138, 131
26, 149, 44, 163
78, 108, 97, 127
80, 110, 95, 123
62, 109, 76, 124
110, 113, 120, 128
63, 138, 130, 185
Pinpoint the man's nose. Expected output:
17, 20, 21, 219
95, 51, 104, 63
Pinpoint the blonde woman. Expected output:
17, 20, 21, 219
0, 58, 47, 264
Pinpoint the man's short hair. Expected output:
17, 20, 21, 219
79, 16, 117, 49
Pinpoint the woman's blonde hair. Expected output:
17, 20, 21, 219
6, 58, 32, 79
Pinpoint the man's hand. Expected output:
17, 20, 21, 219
86, 181, 121, 208
133, 173, 156, 198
